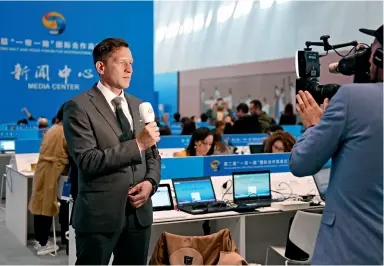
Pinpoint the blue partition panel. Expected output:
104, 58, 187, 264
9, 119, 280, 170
158, 134, 268, 148
282, 125, 303, 139
157, 135, 191, 149
161, 157, 204, 179
15, 139, 42, 154
0, 129, 46, 140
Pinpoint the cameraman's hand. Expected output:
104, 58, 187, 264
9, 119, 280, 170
136, 122, 160, 151
296, 91, 329, 128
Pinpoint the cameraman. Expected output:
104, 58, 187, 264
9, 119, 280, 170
290, 25, 383, 265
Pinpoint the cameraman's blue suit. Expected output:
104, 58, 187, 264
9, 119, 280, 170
290, 83, 383, 265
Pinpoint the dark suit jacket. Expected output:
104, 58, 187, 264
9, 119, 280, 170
63, 84, 161, 233
227, 115, 261, 134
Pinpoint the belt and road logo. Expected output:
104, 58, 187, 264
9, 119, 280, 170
210, 160, 221, 172
42, 12, 66, 35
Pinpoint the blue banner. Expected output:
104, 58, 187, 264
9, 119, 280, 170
160, 153, 291, 180
0, 1, 154, 123
203, 153, 291, 176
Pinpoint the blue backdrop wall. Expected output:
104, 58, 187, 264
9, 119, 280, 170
154, 72, 178, 117
0, 1, 154, 123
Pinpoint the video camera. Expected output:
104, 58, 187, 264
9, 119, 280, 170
296, 35, 371, 104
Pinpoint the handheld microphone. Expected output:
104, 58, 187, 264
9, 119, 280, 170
328, 62, 340, 74
139, 102, 159, 158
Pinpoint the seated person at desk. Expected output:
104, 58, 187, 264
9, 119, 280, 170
213, 130, 233, 155
38, 117, 49, 130
264, 131, 296, 153
175, 127, 215, 157
279, 103, 297, 125
181, 118, 196, 135
28, 103, 69, 255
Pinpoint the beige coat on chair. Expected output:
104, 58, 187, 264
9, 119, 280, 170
149, 228, 248, 265
28, 124, 69, 217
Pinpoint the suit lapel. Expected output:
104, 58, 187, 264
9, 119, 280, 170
88, 85, 123, 138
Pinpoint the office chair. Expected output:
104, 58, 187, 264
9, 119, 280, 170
51, 175, 68, 256
265, 211, 322, 265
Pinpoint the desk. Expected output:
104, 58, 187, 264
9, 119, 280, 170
5, 166, 34, 246
68, 206, 323, 265
0, 153, 13, 200
5, 166, 67, 246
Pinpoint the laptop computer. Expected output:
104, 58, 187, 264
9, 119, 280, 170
313, 166, 330, 202
233, 171, 272, 212
172, 177, 233, 215
152, 184, 187, 221
0, 140, 15, 153
249, 143, 264, 154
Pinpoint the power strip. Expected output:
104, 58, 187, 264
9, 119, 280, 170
271, 201, 310, 211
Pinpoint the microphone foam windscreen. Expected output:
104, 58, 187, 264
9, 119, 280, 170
139, 102, 155, 123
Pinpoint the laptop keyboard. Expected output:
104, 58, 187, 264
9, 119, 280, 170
235, 200, 271, 212
179, 201, 234, 214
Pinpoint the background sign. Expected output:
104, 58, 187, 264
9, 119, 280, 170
0, 1, 155, 123
203, 153, 291, 176
222, 134, 268, 146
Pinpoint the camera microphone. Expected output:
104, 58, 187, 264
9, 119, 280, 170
139, 102, 159, 158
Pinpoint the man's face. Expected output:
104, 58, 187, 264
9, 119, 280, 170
249, 103, 260, 116
96, 47, 133, 90
369, 39, 381, 81
236, 110, 245, 118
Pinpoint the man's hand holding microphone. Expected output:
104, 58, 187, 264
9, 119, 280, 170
129, 102, 160, 209
136, 122, 160, 152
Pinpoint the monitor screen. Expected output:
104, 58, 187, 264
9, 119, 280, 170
152, 185, 172, 209
313, 167, 330, 199
173, 178, 215, 205
0, 140, 15, 151
233, 171, 271, 200
249, 144, 264, 154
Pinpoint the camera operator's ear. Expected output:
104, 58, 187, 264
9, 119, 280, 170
373, 48, 383, 69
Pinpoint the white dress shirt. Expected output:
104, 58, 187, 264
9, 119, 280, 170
97, 81, 133, 127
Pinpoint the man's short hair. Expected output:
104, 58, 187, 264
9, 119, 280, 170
236, 103, 249, 113
93, 38, 129, 65
200, 113, 208, 122
173, 112, 181, 122
250, 99, 262, 110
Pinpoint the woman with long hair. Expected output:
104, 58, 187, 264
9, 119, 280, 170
175, 127, 215, 157
264, 131, 296, 153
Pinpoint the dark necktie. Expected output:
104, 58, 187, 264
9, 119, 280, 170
112, 97, 133, 141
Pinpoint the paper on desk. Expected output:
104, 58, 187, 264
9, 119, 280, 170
257, 207, 281, 213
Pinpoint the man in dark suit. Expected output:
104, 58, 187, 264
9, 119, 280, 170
227, 103, 261, 134
63, 38, 161, 265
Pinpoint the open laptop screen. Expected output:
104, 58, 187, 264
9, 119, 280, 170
313, 167, 330, 201
249, 143, 264, 154
152, 184, 173, 211
173, 177, 215, 206
0, 140, 15, 152
233, 171, 271, 201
